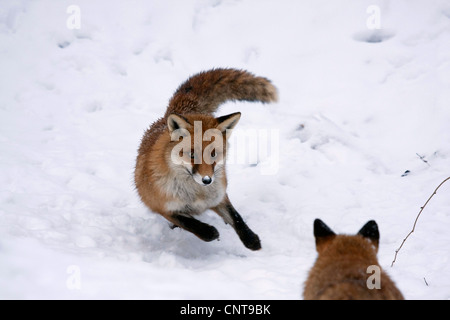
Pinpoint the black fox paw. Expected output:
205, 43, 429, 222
199, 225, 220, 242
240, 230, 261, 251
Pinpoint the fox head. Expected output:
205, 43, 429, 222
167, 112, 241, 186
313, 219, 380, 254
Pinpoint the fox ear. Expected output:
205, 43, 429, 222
313, 219, 336, 250
357, 220, 379, 247
314, 219, 336, 239
216, 112, 241, 133
167, 114, 192, 133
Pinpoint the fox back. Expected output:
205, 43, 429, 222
303, 219, 404, 300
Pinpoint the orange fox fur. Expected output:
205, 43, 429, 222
135, 68, 277, 250
303, 219, 404, 300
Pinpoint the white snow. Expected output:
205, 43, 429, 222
1, 0, 450, 300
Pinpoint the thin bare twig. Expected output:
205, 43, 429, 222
391, 176, 450, 267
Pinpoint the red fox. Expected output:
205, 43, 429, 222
303, 219, 404, 300
134, 68, 278, 250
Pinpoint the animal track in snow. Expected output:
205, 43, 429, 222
353, 29, 395, 43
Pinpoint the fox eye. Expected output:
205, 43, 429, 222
182, 150, 195, 159
211, 150, 217, 158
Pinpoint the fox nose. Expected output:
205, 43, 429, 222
202, 176, 212, 185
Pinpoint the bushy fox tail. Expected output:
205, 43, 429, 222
164, 68, 278, 117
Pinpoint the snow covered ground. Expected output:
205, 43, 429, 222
1, 0, 450, 300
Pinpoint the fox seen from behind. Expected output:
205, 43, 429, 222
303, 219, 404, 300
135, 68, 278, 250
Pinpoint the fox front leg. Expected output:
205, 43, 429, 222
213, 199, 261, 251
166, 212, 219, 242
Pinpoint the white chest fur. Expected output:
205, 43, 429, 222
161, 171, 226, 214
